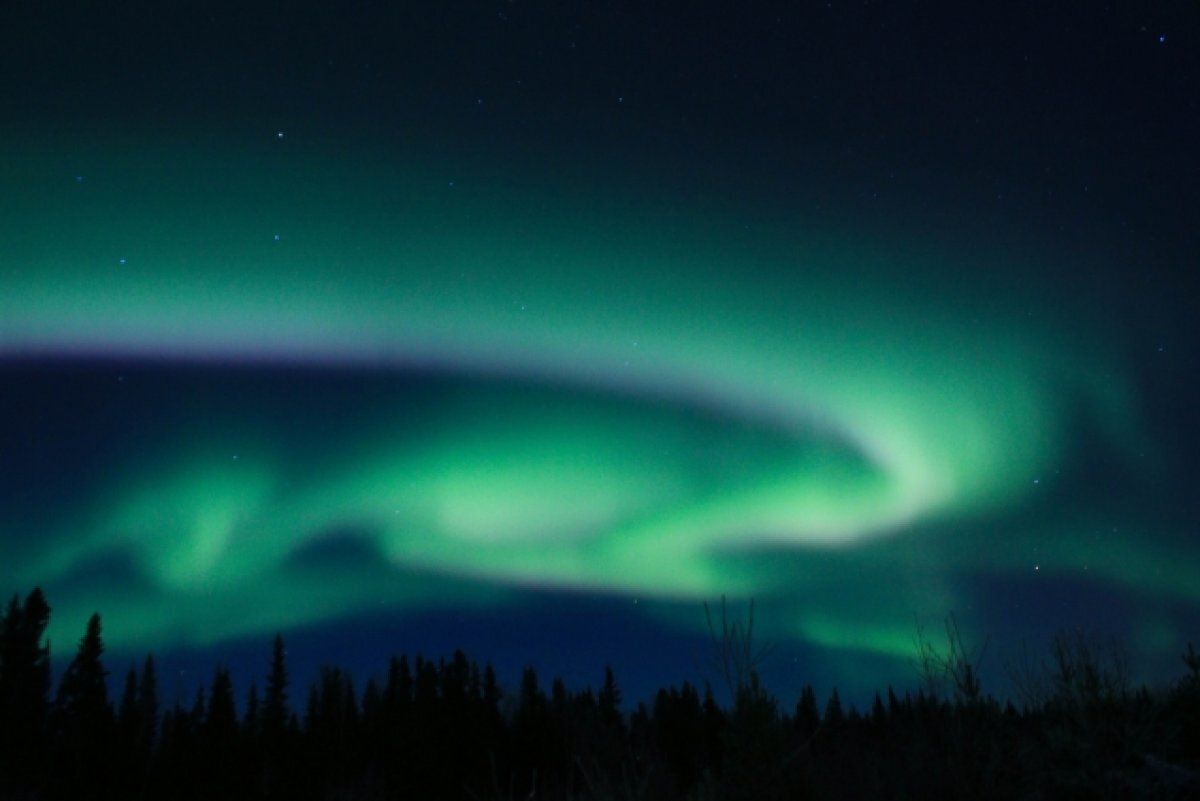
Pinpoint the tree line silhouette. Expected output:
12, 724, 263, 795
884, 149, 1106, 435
1, 587, 1199, 800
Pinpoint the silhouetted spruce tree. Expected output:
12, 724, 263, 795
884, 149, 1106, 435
598, 664, 624, 733
479, 662, 507, 791
469, 661, 483, 700
262, 634, 289, 745
565, 686, 601, 788
155, 691, 201, 800
244, 680, 260, 743
113, 656, 157, 797
1175, 643, 1200, 763
793, 684, 820, 743
427, 652, 475, 789
117, 666, 139, 738
379, 654, 415, 795
305, 666, 361, 796
461, 656, 498, 793
413, 654, 439, 707
698, 681, 727, 783
154, 701, 180, 792
0, 588, 53, 795
407, 656, 446, 796
512, 665, 555, 796
720, 673, 789, 801
55, 613, 110, 722
823, 688, 843, 727
115, 665, 141, 788
165, 687, 207, 800
809, 686, 844, 781
483, 662, 502, 711
870, 691, 888, 735
441, 649, 471, 708
886, 685, 904, 721
566, 666, 623, 795
258, 634, 298, 798
385, 653, 414, 711
546, 676, 577, 794
138, 654, 159, 747
551, 675, 570, 719
51, 613, 114, 800
652, 683, 710, 801
358, 676, 382, 757
197, 667, 240, 797
205, 666, 239, 747
360, 676, 381, 719
190, 686, 206, 725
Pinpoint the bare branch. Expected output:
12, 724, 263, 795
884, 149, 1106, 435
703, 595, 773, 701
911, 612, 988, 703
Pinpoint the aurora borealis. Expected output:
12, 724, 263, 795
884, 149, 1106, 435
2, 1, 1198, 703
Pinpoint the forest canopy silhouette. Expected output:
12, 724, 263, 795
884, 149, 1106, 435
1, 587, 1198, 800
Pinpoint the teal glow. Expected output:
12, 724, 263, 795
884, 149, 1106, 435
0, 127, 1186, 677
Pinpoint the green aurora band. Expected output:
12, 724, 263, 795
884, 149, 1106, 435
0, 130, 1189, 681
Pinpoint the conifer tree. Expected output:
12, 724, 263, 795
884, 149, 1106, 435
385, 654, 413, 714
482, 662, 502, 711
794, 685, 819, 739
824, 688, 844, 726
54, 613, 112, 738
414, 655, 439, 708
359, 677, 382, 747
206, 666, 238, 745
0, 588, 53, 792
0, 588, 53, 720
117, 666, 139, 738
137, 654, 158, 752
262, 634, 289, 746
599, 665, 623, 731
442, 649, 471, 706
244, 681, 260, 741
190, 686, 207, 729
113, 657, 156, 795
52, 612, 114, 799
518, 665, 545, 717
871, 692, 888, 726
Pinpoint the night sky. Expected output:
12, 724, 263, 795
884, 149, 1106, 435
1, 1, 1198, 707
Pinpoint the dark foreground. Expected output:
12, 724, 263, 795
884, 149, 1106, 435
2, 588, 1199, 800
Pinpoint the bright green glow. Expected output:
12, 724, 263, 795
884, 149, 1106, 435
0, 128, 1186, 671
794, 614, 919, 661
